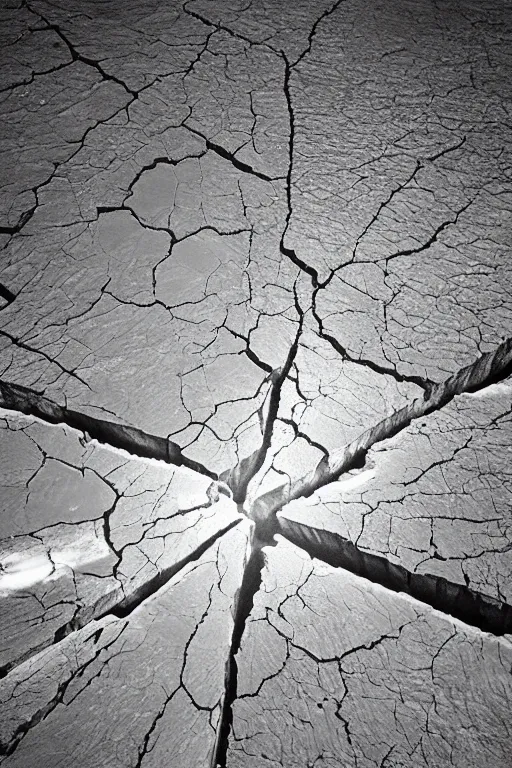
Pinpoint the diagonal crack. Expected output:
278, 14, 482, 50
110, 519, 241, 619
220, 288, 304, 503
0, 379, 217, 479
0, 518, 241, 681
0, 283, 16, 306
0, 330, 92, 389
252, 336, 512, 522
278, 517, 512, 635
183, 123, 283, 183
311, 309, 433, 391
0, 623, 128, 757
291, 0, 347, 67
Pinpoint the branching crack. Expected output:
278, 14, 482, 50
220, 290, 304, 504
25, 3, 137, 97
0, 520, 241, 682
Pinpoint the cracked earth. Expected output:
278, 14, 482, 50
1, 0, 511, 765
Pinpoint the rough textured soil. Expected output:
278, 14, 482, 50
1, 1, 511, 766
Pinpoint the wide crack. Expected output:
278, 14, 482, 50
2, 2, 510, 764
2, 336, 512, 649
212, 534, 268, 768
252, 336, 512, 520
279, 518, 512, 635
240, 336, 512, 639
0, 379, 216, 479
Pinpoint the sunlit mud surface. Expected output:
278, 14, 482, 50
1, 1, 511, 766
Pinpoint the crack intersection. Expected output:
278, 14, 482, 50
1, 0, 511, 763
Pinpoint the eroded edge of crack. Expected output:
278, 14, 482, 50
0, 379, 217, 479
277, 519, 512, 636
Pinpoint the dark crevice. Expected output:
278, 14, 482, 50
0, 283, 16, 305
0, 520, 240, 682
0, 379, 217, 479
184, 123, 281, 183
278, 517, 512, 635
0, 206, 37, 236
251, 336, 512, 522
213, 540, 267, 768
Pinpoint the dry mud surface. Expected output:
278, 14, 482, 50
1, 1, 511, 766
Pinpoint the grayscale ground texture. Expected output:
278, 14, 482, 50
0, 0, 511, 765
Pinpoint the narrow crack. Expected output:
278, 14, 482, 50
0, 379, 217, 479
311, 314, 433, 392
221, 301, 304, 503
182, 1, 275, 54
0, 330, 92, 389
291, 0, 346, 68
278, 517, 512, 635
280, 53, 320, 286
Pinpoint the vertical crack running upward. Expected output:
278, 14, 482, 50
221, 311, 303, 503
212, 541, 266, 767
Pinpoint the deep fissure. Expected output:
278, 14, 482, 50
212, 537, 267, 768
278, 517, 512, 636
0, 379, 216, 479
2, 0, 511, 762
251, 335, 512, 522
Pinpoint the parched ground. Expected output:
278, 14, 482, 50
1, 1, 511, 766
